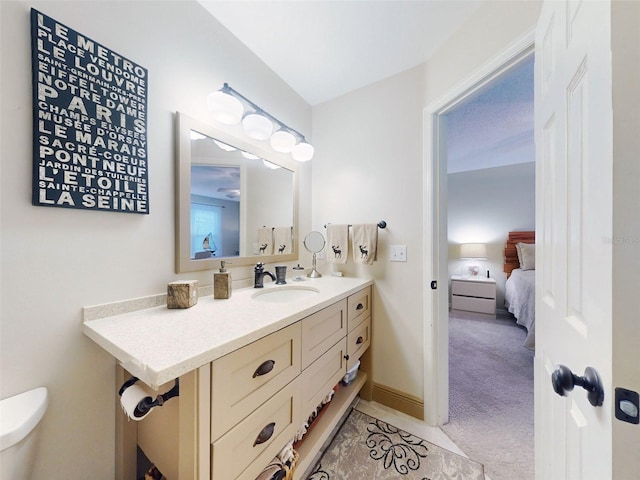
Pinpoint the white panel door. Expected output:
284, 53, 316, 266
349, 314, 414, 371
535, 1, 613, 479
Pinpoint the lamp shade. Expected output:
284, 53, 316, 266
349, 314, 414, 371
460, 243, 487, 259
207, 91, 244, 125
242, 113, 273, 140
292, 141, 314, 162
270, 130, 296, 153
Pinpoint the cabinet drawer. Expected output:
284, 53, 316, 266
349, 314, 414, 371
301, 299, 347, 369
346, 316, 370, 370
211, 323, 301, 441
211, 379, 299, 480
452, 295, 495, 315
451, 281, 495, 299
300, 338, 347, 418
347, 286, 371, 331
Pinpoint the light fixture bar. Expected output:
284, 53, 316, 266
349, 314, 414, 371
220, 83, 308, 143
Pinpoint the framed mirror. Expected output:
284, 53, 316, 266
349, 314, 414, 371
175, 112, 298, 273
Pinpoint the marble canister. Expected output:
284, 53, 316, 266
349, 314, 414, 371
167, 280, 198, 309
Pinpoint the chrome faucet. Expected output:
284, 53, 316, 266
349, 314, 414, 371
254, 263, 276, 288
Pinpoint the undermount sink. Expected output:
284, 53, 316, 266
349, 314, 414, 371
251, 286, 320, 303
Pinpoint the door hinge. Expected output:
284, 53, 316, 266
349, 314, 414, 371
430, 280, 438, 290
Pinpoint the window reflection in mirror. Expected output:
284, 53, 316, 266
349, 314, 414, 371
190, 164, 240, 259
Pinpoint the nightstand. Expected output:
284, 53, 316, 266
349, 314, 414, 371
450, 275, 496, 317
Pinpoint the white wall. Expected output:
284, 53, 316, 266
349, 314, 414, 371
312, 1, 541, 405
0, 1, 311, 477
313, 65, 427, 399
447, 162, 535, 308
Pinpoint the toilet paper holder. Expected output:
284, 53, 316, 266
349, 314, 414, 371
118, 377, 180, 420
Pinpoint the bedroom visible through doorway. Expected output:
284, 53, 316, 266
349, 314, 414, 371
441, 54, 535, 480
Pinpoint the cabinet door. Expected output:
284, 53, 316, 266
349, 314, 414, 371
301, 299, 347, 369
211, 323, 301, 441
346, 316, 371, 370
347, 286, 371, 331
211, 379, 299, 480
299, 338, 347, 419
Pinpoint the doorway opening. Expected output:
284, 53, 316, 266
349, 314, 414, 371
442, 55, 535, 480
422, 30, 535, 479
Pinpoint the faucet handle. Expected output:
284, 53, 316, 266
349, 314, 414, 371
255, 262, 265, 272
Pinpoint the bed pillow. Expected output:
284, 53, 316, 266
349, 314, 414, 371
515, 243, 524, 267
517, 242, 535, 270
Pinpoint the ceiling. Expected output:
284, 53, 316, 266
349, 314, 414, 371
445, 55, 534, 173
198, 1, 534, 173
198, 0, 483, 105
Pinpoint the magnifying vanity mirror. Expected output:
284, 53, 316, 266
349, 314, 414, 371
175, 112, 298, 273
303, 231, 325, 278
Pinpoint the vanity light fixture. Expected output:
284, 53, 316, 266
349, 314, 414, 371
292, 141, 314, 162
208, 83, 314, 161
207, 90, 244, 125
262, 159, 281, 170
242, 113, 273, 140
190, 131, 207, 141
241, 151, 260, 160
270, 130, 296, 153
213, 140, 237, 152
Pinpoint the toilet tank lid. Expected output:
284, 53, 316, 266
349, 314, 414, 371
0, 387, 48, 452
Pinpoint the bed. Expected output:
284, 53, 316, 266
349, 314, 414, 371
503, 231, 536, 350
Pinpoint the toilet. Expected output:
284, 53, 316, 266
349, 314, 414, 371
0, 387, 48, 480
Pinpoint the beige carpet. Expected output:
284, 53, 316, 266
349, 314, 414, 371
442, 312, 534, 480
307, 410, 484, 480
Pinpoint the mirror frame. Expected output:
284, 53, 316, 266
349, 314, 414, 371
175, 112, 299, 273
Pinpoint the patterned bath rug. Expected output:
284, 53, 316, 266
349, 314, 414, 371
306, 410, 484, 480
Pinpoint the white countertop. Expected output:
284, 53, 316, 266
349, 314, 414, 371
82, 275, 373, 389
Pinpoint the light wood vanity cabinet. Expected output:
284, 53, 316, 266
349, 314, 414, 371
346, 317, 370, 370
347, 286, 370, 330
301, 299, 347, 369
299, 339, 347, 421
135, 285, 372, 480
211, 379, 300, 480
292, 285, 372, 479
210, 323, 301, 441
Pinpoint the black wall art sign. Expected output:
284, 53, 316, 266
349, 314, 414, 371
30, 9, 149, 214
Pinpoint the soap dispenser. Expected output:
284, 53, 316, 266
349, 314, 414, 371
214, 261, 232, 299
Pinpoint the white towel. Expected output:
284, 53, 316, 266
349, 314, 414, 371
278, 441, 295, 465
352, 224, 378, 264
273, 226, 292, 254
326, 224, 348, 264
258, 227, 273, 255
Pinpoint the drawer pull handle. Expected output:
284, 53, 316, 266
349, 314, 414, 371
356, 303, 364, 310
344, 354, 350, 361
356, 336, 364, 345
253, 422, 276, 446
253, 360, 275, 378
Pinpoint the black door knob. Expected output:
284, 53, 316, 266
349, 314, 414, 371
551, 364, 604, 407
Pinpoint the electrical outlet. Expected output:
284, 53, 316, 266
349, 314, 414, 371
389, 245, 407, 262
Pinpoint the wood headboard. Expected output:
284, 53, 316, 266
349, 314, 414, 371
504, 231, 535, 278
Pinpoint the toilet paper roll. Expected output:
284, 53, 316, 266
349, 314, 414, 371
120, 383, 156, 421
